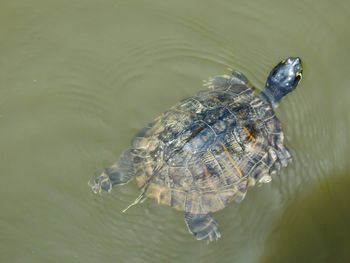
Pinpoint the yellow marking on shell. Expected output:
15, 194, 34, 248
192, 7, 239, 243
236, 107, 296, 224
174, 106, 190, 115
156, 188, 162, 204
135, 174, 147, 187
203, 166, 210, 178
145, 184, 172, 206
146, 184, 161, 202
198, 151, 226, 193
150, 121, 165, 134
243, 126, 256, 143
202, 150, 215, 163
188, 191, 200, 214
220, 142, 244, 179
250, 98, 263, 108
248, 177, 256, 186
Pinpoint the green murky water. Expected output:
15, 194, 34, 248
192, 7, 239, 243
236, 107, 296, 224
1, 0, 349, 262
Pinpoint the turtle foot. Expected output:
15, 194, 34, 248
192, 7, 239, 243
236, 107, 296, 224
184, 213, 221, 242
88, 171, 113, 194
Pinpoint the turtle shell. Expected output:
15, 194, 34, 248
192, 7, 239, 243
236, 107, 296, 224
126, 71, 291, 214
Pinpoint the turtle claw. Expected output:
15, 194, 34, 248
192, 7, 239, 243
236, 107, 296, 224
88, 171, 112, 194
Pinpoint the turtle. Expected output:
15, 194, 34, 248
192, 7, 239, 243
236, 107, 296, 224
89, 57, 303, 242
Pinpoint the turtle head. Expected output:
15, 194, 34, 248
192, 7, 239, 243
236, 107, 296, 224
262, 57, 303, 108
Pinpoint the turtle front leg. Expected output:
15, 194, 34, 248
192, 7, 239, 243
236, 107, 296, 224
267, 118, 292, 171
89, 164, 134, 194
270, 133, 292, 169
184, 212, 221, 242
89, 150, 136, 193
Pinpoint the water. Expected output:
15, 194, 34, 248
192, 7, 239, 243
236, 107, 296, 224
1, 0, 349, 262
262, 171, 350, 263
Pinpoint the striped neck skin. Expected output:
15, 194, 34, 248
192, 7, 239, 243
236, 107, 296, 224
261, 83, 285, 109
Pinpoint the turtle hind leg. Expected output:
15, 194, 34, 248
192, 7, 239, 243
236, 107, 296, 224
89, 150, 136, 194
184, 212, 221, 242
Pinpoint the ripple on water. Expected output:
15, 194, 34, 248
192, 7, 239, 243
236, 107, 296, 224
262, 170, 350, 263
86, 27, 308, 263
102, 38, 233, 86
2, 1, 350, 263
87, 58, 301, 263
76, 3, 349, 263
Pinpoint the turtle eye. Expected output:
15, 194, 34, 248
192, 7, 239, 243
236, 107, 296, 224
296, 71, 303, 80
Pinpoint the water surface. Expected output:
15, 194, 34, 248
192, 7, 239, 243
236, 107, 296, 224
1, 0, 349, 262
